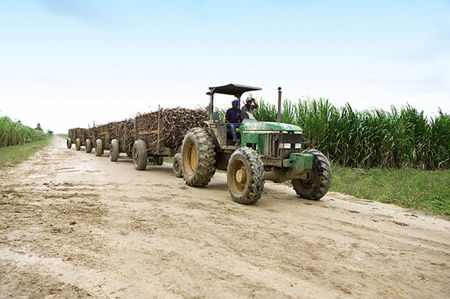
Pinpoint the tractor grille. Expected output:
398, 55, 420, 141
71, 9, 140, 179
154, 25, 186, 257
265, 133, 304, 158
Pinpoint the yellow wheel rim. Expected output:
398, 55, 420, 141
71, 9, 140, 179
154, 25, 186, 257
230, 160, 247, 193
183, 139, 198, 175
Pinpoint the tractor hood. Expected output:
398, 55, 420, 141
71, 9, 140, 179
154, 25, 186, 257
240, 119, 303, 133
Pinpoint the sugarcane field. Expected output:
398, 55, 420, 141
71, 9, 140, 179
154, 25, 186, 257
1, 2, 450, 299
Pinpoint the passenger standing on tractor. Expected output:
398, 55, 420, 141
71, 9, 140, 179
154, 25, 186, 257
225, 99, 242, 144
241, 97, 259, 119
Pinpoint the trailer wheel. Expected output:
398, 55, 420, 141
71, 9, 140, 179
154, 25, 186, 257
172, 153, 183, 178
85, 139, 92, 153
95, 139, 104, 157
132, 140, 147, 170
154, 156, 164, 166
66, 138, 72, 149
292, 149, 332, 200
227, 147, 264, 205
75, 138, 81, 151
181, 128, 216, 187
110, 139, 119, 162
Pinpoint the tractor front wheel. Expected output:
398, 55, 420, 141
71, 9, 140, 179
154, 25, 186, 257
181, 128, 216, 187
227, 147, 265, 205
292, 149, 332, 200
75, 138, 81, 151
172, 153, 183, 178
132, 140, 147, 170
66, 138, 72, 149
110, 139, 119, 162
95, 139, 104, 157
85, 139, 92, 153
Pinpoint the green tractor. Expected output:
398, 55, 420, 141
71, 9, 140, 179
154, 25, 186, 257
175, 84, 332, 205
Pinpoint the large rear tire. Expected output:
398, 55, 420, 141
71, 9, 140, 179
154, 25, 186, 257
85, 139, 92, 153
172, 153, 183, 178
227, 147, 265, 205
181, 128, 216, 187
66, 138, 72, 149
110, 139, 119, 162
75, 138, 81, 151
95, 139, 103, 157
292, 149, 332, 200
132, 140, 147, 170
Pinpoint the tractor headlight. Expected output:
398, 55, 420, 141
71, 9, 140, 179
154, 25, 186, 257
295, 143, 302, 149
279, 143, 292, 149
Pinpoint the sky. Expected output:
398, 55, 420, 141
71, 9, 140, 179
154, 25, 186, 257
0, 0, 449, 133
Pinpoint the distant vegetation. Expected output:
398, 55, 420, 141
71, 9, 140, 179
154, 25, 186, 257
252, 99, 450, 170
0, 117, 48, 148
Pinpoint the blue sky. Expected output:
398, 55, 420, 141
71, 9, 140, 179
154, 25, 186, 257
0, 0, 449, 132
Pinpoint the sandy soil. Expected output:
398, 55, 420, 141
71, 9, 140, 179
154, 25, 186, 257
0, 137, 449, 299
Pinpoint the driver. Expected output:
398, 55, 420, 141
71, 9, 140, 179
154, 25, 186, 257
225, 99, 241, 144
241, 97, 258, 119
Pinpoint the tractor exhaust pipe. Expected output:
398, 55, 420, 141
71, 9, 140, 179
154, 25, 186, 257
277, 87, 282, 123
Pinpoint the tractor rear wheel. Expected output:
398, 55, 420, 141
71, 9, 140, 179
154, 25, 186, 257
110, 139, 119, 162
172, 153, 183, 178
85, 139, 92, 153
66, 138, 72, 149
95, 139, 103, 157
75, 138, 81, 151
227, 147, 265, 205
132, 140, 147, 170
181, 128, 216, 187
292, 149, 332, 200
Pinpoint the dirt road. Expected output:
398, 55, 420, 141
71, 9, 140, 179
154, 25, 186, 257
1, 137, 449, 298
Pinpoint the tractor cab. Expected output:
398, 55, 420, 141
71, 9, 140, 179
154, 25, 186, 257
206, 84, 305, 155
206, 83, 261, 145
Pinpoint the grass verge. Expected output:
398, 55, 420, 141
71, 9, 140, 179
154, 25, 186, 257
331, 165, 450, 217
0, 136, 52, 168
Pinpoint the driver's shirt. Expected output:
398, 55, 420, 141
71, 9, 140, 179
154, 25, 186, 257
225, 108, 241, 123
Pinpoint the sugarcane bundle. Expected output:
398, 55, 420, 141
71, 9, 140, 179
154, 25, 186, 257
76, 128, 87, 142
86, 127, 97, 141
109, 121, 122, 140
135, 108, 208, 154
108, 119, 135, 153
121, 118, 135, 154
96, 124, 109, 144
68, 128, 77, 143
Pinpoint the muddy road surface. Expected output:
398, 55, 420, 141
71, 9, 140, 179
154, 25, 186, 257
1, 137, 449, 298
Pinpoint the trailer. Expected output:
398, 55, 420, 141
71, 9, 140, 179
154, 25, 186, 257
93, 124, 108, 156
131, 108, 208, 170
83, 127, 97, 153
67, 107, 208, 170
67, 128, 88, 151
108, 119, 135, 162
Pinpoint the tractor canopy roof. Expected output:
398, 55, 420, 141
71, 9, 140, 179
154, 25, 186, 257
207, 83, 261, 98
240, 119, 303, 132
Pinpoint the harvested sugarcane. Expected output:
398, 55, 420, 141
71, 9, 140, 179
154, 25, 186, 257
67, 107, 208, 169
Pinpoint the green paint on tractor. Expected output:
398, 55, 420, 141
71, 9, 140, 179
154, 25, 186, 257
239, 118, 313, 175
240, 119, 303, 132
283, 153, 313, 173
